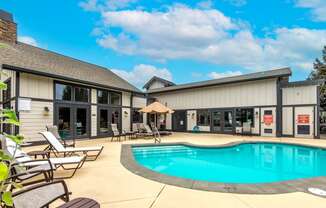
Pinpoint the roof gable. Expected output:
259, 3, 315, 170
143, 76, 175, 90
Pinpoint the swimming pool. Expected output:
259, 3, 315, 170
132, 143, 326, 184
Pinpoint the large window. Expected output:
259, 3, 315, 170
55, 83, 89, 102
55, 84, 72, 101
132, 109, 143, 123
235, 108, 254, 127
197, 110, 211, 126
97, 90, 108, 104
75, 87, 89, 102
110, 91, 121, 105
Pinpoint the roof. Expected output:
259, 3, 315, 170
281, 79, 324, 88
143, 76, 175, 89
147, 67, 292, 94
0, 41, 141, 93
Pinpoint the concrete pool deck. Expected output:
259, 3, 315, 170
24, 133, 326, 208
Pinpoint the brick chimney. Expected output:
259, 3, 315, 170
0, 10, 17, 43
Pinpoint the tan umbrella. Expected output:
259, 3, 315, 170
139, 101, 174, 114
139, 101, 174, 128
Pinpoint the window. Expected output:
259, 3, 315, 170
197, 110, 210, 126
110, 92, 121, 105
235, 108, 254, 127
97, 90, 108, 104
2, 79, 11, 102
75, 87, 89, 102
55, 84, 72, 101
132, 109, 143, 123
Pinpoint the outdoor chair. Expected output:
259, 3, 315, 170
46, 125, 75, 148
110, 123, 126, 142
3, 137, 85, 180
12, 180, 100, 208
242, 122, 252, 136
40, 131, 104, 161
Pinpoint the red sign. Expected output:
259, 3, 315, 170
263, 115, 273, 126
298, 114, 310, 124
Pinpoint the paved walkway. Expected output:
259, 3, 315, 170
25, 133, 326, 208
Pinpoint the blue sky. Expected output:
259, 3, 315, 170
1, 0, 326, 88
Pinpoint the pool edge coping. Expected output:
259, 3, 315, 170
120, 141, 326, 195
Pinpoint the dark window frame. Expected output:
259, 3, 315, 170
97, 89, 109, 104
235, 108, 255, 127
132, 108, 143, 123
110, 91, 122, 106
197, 110, 211, 126
54, 81, 90, 104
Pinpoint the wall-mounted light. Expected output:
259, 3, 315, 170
191, 113, 195, 119
43, 106, 50, 116
124, 110, 129, 117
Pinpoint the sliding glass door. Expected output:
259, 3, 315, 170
97, 106, 121, 136
55, 104, 90, 139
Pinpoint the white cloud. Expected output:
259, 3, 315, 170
18, 36, 38, 47
91, 4, 326, 72
208, 71, 242, 79
295, 0, 326, 21
79, 0, 137, 11
111, 64, 172, 88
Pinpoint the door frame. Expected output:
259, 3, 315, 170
54, 103, 91, 139
97, 105, 122, 137
210, 109, 235, 134
172, 110, 187, 132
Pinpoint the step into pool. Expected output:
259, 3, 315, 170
132, 143, 326, 184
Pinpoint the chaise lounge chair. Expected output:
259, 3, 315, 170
3, 137, 86, 180
12, 180, 100, 208
40, 131, 104, 161
110, 123, 126, 142
46, 125, 75, 148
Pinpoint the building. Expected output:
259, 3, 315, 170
144, 69, 322, 139
0, 10, 147, 143
0, 10, 322, 143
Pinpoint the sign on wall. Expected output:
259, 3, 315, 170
297, 114, 310, 124
18, 98, 31, 111
263, 115, 273, 126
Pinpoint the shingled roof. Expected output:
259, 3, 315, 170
147, 67, 292, 94
0, 41, 141, 93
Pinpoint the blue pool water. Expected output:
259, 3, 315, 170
132, 143, 326, 183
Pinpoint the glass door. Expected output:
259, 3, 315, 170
211, 111, 222, 132
98, 108, 109, 135
75, 106, 89, 138
55, 104, 90, 139
223, 110, 234, 133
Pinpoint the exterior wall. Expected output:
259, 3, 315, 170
282, 85, 317, 105
91, 105, 97, 137
19, 101, 53, 142
20, 73, 53, 99
148, 80, 165, 90
91, 89, 97, 104
253, 108, 260, 134
153, 79, 277, 109
132, 96, 146, 108
122, 92, 131, 107
122, 107, 131, 131
282, 107, 293, 136
187, 110, 196, 131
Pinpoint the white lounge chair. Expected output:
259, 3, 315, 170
39, 131, 104, 161
3, 137, 86, 179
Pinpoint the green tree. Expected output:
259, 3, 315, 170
308, 46, 326, 108
0, 43, 24, 207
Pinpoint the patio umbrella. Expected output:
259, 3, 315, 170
139, 101, 174, 128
